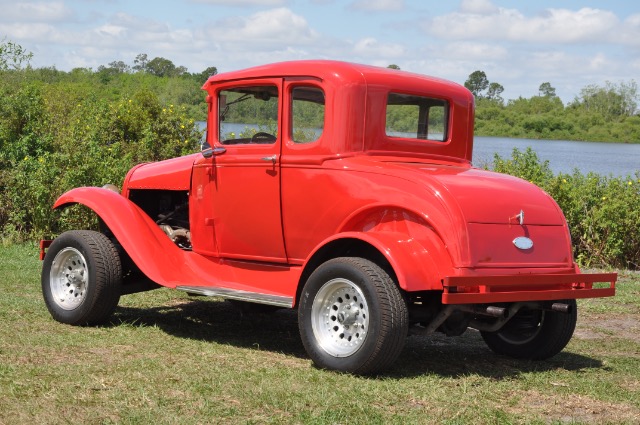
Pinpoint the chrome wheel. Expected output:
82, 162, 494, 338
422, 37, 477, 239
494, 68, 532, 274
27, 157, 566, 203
49, 247, 88, 310
299, 257, 408, 374
311, 278, 370, 357
42, 230, 122, 325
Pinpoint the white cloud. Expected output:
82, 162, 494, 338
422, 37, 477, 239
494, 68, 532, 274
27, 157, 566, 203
515, 8, 618, 43
617, 14, 640, 47
353, 37, 405, 58
588, 53, 608, 71
459, 0, 498, 15
434, 42, 507, 61
0, 1, 73, 23
428, 3, 620, 44
349, 0, 404, 12
0, 22, 75, 45
201, 8, 318, 46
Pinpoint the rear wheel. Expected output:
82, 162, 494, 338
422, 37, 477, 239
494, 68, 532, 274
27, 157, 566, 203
42, 230, 122, 325
298, 257, 408, 374
480, 300, 577, 360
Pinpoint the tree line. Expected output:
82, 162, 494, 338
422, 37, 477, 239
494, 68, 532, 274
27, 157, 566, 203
462, 69, 640, 142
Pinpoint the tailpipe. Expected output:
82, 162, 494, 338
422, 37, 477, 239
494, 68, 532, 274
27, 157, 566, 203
484, 306, 508, 318
549, 302, 573, 314
458, 305, 509, 318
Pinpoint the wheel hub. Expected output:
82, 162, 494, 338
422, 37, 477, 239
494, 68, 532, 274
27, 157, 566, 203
49, 247, 88, 310
310, 278, 369, 357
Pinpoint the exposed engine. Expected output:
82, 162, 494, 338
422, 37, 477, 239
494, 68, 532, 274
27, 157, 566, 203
128, 189, 192, 250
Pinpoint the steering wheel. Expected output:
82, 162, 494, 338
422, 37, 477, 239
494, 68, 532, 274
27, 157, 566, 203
251, 132, 276, 144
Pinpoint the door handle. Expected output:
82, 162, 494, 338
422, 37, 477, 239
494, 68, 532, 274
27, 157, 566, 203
261, 155, 277, 164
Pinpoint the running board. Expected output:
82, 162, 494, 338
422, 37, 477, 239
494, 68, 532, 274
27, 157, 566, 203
176, 286, 293, 308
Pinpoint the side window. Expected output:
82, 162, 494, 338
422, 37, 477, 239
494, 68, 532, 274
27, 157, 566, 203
219, 85, 278, 145
385, 93, 448, 142
291, 87, 325, 143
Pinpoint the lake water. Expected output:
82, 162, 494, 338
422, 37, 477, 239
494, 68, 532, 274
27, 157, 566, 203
473, 137, 640, 177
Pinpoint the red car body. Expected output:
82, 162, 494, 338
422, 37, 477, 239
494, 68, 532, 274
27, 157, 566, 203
41, 61, 616, 374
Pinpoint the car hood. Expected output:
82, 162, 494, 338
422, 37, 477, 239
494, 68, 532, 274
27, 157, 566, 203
123, 153, 199, 192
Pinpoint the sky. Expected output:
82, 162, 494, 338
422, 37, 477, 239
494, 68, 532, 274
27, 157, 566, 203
1, 0, 639, 103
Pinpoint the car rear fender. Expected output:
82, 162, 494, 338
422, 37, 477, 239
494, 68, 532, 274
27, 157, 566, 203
303, 229, 451, 294
338, 205, 453, 291
52, 187, 185, 287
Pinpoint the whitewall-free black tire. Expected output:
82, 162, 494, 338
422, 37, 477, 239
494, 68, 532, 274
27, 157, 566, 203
42, 230, 122, 325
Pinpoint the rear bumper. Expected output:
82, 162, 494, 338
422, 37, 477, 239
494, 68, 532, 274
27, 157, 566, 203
442, 272, 616, 304
39, 239, 52, 261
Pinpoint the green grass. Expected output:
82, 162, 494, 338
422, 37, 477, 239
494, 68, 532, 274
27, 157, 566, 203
1, 244, 639, 424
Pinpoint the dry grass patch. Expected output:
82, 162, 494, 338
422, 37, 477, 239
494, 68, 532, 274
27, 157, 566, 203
506, 389, 640, 424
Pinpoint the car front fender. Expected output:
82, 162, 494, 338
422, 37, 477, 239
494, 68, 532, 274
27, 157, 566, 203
53, 187, 186, 287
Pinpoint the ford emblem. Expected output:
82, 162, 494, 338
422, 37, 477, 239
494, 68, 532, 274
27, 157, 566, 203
513, 236, 534, 250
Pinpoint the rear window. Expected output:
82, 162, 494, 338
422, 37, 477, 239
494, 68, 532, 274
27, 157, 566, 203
386, 93, 448, 142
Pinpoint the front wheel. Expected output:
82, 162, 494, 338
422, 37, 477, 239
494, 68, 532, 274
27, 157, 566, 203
480, 300, 577, 360
298, 257, 408, 374
42, 230, 122, 325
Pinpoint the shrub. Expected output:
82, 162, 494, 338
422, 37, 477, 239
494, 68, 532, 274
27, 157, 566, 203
0, 78, 203, 241
492, 147, 640, 269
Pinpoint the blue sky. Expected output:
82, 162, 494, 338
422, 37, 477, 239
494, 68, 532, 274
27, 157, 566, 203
1, 0, 638, 102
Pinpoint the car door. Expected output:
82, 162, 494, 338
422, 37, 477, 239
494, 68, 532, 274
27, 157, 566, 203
209, 79, 287, 263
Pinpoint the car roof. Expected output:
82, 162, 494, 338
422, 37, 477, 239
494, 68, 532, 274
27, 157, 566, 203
202, 60, 467, 96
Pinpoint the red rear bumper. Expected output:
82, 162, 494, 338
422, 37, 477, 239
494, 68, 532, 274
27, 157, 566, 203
39, 239, 52, 260
442, 272, 616, 304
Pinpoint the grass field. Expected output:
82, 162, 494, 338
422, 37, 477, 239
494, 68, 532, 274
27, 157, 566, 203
1, 244, 639, 424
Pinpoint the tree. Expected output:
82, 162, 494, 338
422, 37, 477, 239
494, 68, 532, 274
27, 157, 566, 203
573, 81, 639, 118
538, 82, 556, 98
196, 66, 218, 82
464, 70, 489, 97
486, 82, 504, 104
133, 53, 149, 73
145, 57, 188, 77
97, 60, 131, 82
107, 60, 131, 74
0, 38, 33, 70
387, 64, 401, 70
146, 57, 177, 77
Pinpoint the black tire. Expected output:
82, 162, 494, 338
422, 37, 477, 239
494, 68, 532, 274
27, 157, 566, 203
298, 257, 408, 374
480, 299, 577, 360
42, 230, 122, 326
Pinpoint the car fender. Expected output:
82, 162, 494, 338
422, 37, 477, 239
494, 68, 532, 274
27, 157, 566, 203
338, 204, 453, 291
304, 229, 452, 293
53, 187, 186, 287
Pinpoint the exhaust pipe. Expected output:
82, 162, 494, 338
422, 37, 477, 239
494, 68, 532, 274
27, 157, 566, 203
550, 302, 573, 314
484, 306, 508, 318
457, 305, 509, 318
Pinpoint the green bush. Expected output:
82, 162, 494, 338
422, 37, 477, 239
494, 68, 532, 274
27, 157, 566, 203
0, 76, 203, 242
492, 147, 640, 269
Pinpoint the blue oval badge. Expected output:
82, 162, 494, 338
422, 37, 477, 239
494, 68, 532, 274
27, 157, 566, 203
513, 236, 534, 250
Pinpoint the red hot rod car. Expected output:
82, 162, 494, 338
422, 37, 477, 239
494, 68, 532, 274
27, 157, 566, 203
40, 61, 616, 374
